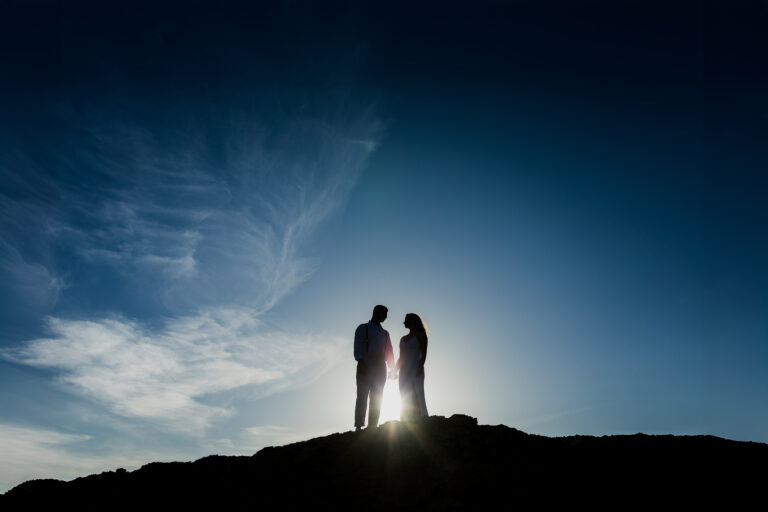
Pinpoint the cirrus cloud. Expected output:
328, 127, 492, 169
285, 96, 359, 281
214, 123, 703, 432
0, 423, 151, 494
1, 102, 381, 436
1, 309, 346, 435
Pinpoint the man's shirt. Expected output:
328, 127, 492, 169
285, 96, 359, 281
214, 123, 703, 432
354, 321, 394, 366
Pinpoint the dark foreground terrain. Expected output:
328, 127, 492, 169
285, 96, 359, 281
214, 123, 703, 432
2, 414, 765, 510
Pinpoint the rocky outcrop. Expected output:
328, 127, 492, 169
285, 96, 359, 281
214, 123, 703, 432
3, 414, 766, 510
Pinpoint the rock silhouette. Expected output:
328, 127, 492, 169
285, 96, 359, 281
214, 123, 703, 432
2, 414, 766, 510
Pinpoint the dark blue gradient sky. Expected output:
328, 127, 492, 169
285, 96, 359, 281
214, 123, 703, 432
0, 0, 766, 492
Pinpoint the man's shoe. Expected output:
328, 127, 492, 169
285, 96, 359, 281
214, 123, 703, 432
355, 426, 362, 432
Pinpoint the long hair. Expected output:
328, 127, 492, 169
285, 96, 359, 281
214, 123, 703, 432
405, 313, 428, 343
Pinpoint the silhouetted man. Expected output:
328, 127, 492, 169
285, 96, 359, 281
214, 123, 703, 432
354, 305, 394, 430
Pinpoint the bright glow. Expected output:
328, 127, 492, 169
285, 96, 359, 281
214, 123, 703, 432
378, 378, 401, 423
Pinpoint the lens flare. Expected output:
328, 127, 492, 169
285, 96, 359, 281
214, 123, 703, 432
378, 378, 401, 423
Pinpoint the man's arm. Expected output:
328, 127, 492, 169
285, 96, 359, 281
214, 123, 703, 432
394, 336, 404, 372
384, 331, 395, 368
353, 324, 365, 361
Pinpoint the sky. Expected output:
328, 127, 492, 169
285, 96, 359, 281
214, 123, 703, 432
1, 0, 767, 492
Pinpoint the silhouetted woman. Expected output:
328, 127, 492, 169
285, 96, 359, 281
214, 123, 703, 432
396, 313, 429, 421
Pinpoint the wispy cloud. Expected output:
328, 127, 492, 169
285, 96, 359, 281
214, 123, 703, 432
2, 310, 346, 435
2, 104, 381, 312
0, 423, 148, 493
210, 424, 315, 454
1, 103, 381, 436
243, 425, 311, 447
0, 237, 66, 309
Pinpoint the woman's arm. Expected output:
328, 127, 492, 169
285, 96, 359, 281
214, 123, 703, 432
395, 335, 406, 372
417, 337, 428, 376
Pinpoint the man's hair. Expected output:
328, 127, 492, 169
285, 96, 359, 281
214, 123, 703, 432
372, 304, 388, 316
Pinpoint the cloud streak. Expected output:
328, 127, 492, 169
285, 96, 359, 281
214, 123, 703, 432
59, 111, 380, 313
1, 102, 381, 435
0, 237, 66, 309
2, 309, 346, 435
2, 103, 381, 312
0, 423, 149, 493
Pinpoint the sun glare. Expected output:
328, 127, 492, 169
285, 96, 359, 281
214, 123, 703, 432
379, 378, 401, 423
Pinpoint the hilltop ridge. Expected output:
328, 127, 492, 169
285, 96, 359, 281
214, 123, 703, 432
3, 414, 766, 510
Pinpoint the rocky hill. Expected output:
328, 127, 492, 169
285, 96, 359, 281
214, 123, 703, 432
2, 414, 765, 510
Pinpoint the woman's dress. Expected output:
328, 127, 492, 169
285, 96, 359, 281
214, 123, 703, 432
399, 335, 428, 421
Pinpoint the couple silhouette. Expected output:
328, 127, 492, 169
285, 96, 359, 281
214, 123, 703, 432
353, 305, 429, 430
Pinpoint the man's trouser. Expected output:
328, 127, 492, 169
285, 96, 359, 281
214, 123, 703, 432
355, 355, 387, 428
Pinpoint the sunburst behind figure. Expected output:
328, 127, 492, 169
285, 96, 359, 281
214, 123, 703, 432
378, 377, 401, 423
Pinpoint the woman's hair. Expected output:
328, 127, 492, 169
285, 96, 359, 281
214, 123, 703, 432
405, 313, 429, 342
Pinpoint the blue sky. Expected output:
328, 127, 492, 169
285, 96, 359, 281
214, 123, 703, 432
1, 0, 767, 492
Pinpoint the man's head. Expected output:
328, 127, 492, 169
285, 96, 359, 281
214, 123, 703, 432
371, 305, 388, 324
